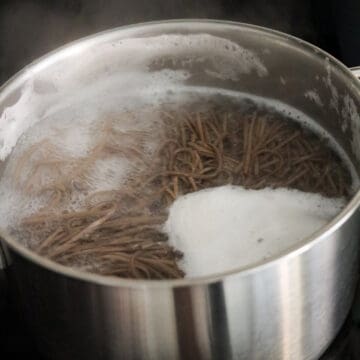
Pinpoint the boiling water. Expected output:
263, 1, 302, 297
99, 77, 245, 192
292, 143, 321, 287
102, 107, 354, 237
0, 109, 164, 232
0, 86, 357, 277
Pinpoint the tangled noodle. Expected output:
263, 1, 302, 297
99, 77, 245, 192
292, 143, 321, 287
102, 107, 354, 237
12, 107, 351, 279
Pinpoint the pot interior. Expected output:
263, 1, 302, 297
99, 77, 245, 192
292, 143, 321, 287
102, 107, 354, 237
0, 21, 360, 281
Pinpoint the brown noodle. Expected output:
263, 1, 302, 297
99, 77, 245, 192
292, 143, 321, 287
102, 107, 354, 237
12, 107, 351, 279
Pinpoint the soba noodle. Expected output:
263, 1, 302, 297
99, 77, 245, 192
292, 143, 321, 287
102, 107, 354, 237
10, 107, 351, 279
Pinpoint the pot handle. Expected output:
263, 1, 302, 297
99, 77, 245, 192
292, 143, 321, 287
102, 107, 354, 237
351, 66, 360, 79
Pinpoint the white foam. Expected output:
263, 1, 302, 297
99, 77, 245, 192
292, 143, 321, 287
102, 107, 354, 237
164, 185, 346, 277
89, 157, 131, 193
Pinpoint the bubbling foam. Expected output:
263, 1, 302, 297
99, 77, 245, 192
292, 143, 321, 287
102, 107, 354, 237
164, 185, 346, 277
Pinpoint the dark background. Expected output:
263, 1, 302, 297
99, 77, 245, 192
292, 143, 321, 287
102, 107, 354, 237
0, 0, 359, 85
0, 0, 359, 358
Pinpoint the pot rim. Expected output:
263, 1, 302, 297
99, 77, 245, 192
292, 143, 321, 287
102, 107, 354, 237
1, 19, 359, 288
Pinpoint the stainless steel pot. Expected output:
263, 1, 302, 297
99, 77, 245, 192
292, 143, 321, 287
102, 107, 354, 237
0, 20, 360, 360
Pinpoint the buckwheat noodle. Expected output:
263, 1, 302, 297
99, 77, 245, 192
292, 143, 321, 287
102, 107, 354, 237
13, 108, 351, 279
